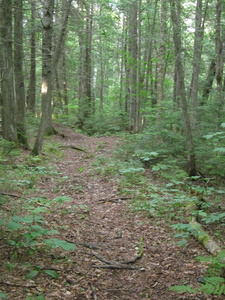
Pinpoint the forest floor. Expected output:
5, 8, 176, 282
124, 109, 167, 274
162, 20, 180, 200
0, 125, 225, 300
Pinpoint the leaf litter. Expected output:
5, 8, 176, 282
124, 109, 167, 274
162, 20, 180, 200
0, 126, 224, 300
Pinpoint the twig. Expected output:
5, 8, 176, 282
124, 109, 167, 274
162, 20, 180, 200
78, 243, 100, 250
0, 192, 22, 198
81, 251, 114, 265
121, 249, 144, 264
89, 283, 98, 300
91, 264, 139, 270
0, 281, 36, 288
98, 197, 132, 203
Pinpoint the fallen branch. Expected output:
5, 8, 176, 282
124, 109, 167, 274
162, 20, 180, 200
189, 218, 221, 256
59, 145, 87, 153
185, 202, 222, 256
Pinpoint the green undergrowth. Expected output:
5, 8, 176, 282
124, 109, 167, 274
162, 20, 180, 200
0, 139, 78, 299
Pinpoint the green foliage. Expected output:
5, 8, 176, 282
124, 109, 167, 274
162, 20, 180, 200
201, 212, 225, 224
0, 194, 76, 257
81, 108, 128, 136
44, 238, 76, 251
170, 252, 225, 296
26, 265, 58, 280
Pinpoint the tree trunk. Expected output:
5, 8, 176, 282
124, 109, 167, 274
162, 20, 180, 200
201, 59, 216, 103
142, 0, 158, 106
32, 0, 54, 155
215, 0, 225, 125
170, 0, 197, 177
77, 0, 93, 126
156, 0, 167, 124
189, 0, 208, 125
0, 0, 17, 142
62, 52, 68, 114
128, 0, 139, 133
14, 0, 29, 148
27, 0, 36, 114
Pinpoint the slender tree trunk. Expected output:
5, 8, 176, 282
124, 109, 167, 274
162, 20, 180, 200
128, 0, 139, 133
119, 14, 126, 111
189, 0, 208, 124
99, 36, 105, 111
0, 0, 17, 142
14, 0, 29, 148
156, 0, 167, 124
201, 59, 216, 103
32, 0, 54, 155
143, 0, 158, 106
62, 52, 68, 114
27, 0, 36, 114
215, 0, 225, 124
170, 0, 197, 176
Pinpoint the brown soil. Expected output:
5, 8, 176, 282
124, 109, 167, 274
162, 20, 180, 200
0, 126, 224, 300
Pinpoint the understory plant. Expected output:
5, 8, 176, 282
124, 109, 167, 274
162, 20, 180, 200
169, 251, 225, 296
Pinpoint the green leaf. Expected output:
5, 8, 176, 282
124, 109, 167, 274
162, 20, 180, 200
0, 219, 5, 226
26, 269, 40, 279
44, 238, 76, 251
214, 147, 225, 153
43, 269, 59, 279
11, 216, 24, 222
54, 196, 72, 204
0, 292, 6, 299
169, 285, 197, 293
7, 221, 22, 230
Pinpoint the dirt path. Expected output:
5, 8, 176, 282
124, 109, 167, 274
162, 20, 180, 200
1, 127, 223, 299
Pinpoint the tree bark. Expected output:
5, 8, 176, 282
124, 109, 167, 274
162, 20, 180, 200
128, 0, 139, 133
156, 0, 168, 124
215, 0, 225, 124
201, 59, 216, 103
0, 0, 17, 142
32, 0, 55, 155
27, 0, 36, 114
14, 0, 29, 148
189, 0, 208, 124
170, 0, 197, 176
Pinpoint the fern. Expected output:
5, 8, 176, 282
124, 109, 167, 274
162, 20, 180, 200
199, 277, 225, 296
169, 285, 197, 293
170, 252, 225, 296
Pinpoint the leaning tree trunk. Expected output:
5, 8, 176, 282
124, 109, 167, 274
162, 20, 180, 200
32, 0, 54, 155
14, 0, 29, 148
0, 0, 17, 143
170, 0, 197, 177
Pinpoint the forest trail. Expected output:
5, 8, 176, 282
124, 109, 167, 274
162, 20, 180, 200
1, 127, 223, 299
